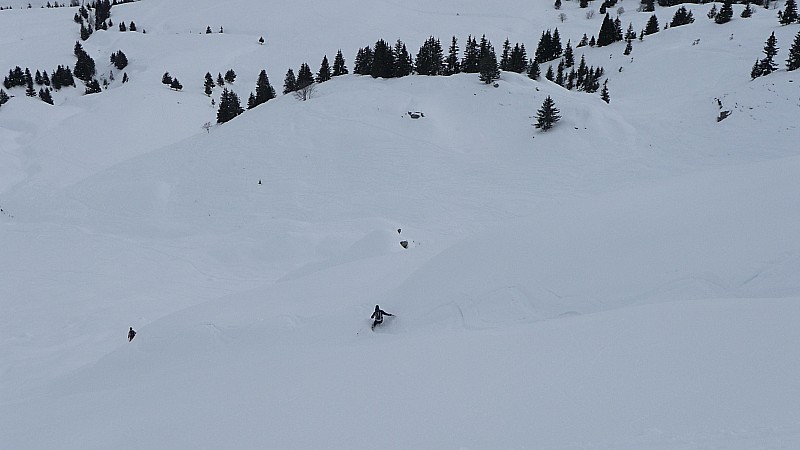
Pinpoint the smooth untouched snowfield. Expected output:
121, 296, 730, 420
2, 1, 800, 448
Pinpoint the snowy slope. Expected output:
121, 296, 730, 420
2, 1, 800, 448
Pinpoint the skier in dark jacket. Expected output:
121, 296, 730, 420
128, 327, 136, 342
371, 305, 393, 330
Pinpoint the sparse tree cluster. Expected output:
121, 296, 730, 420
670, 6, 695, 27
751, 31, 779, 79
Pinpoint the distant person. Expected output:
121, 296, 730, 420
128, 327, 136, 342
371, 305, 393, 330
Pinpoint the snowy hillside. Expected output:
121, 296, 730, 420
2, 1, 800, 448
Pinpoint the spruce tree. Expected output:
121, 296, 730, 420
787, 30, 800, 71
534, 95, 560, 131
555, 60, 565, 86
283, 68, 296, 94
39, 87, 54, 104
415, 36, 444, 75
296, 63, 314, 89
500, 38, 511, 71
528, 59, 541, 80
645, 15, 660, 35
170, 78, 183, 90
25, 75, 36, 97
216, 88, 243, 124
254, 69, 276, 105
600, 80, 610, 103
119, 22, 126, 31
113, 50, 128, 70
0, 89, 9, 106
316, 55, 332, 83
162, 72, 173, 85
224, 69, 236, 84
671, 6, 695, 27
779, 0, 798, 25
761, 31, 779, 75
478, 50, 500, 83
393, 40, 413, 77
353, 47, 374, 75
741, 2, 753, 18
509, 43, 528, 73
204, 72, 215, 96
371, 39, 395, 78
129, 21, 136, 32
715, 0, 734, 24
332, 50, 348, 76
247, 92, 257, 110
84, 79, 101, 94
462, 35, 480, 73
445, 36, 460, 75
217, 73, 225, 86
545, 64, 555, 81
597, 13, 618, 47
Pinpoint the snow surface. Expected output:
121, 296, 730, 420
2, 1, 800, 448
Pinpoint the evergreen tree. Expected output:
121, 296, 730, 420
509, 43, 528, 73
39, 87, 54, 104
129, 21, 136, 32
112, 50, 128, 70
625, 23, 636, 41
613, 17, 624, 42
371, 39, 395, 78
217, 73, 225, 86
787, 30, 800, 71
779, 0, 798, 25
0, 89, 9, 106
528, 59, 541, 80
552, 28, 563, 59
393, 40, 413, 77
500, 38, 511, 71
316, 55, 332, 83
224, 69, 236, 84
535, 30, 553, 63
751, 58, 764, 79
204, 72, 215, 96
741, 2, 753, 18
84, 79, 101, 94
353, 46, 374, 75
162, 72, 173, 85
42, 71, 50, 86
445, 36, 460, 75
545, 64, 555, 81
25, 73, 36, 97
206, 26, 212, 34
119, 21, 126, 31
534, 95, 560, 131
600, 80, 610, 103
259, 36, 264, 45
478, 49, 500, 83
296, 63, 314, 89
642, 0, 655, 12
671, 6, 695, 27
216, 88, 243, 124
645, 15, 660, 35
624, 39, 633, 55
563, 40, 574, 67
415, 36, 444, 75
170, 78, 183, 90
761, 31, 779, 75
254, 69, 276, 105
555, 59, 565, 86
80, 22, 92, 41
715, 0, 734, 24
73, 42, 96, 83
577, 33, 589, 48
247, 92, 257, 109
283, 68, 296, 94
707, 4, 718, 20
597, 13, 618, 47
462, 35, 480, 73
332, 49, 348, 76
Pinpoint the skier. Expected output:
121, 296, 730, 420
371, 305, 393, 330
128, 327, 136, 342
